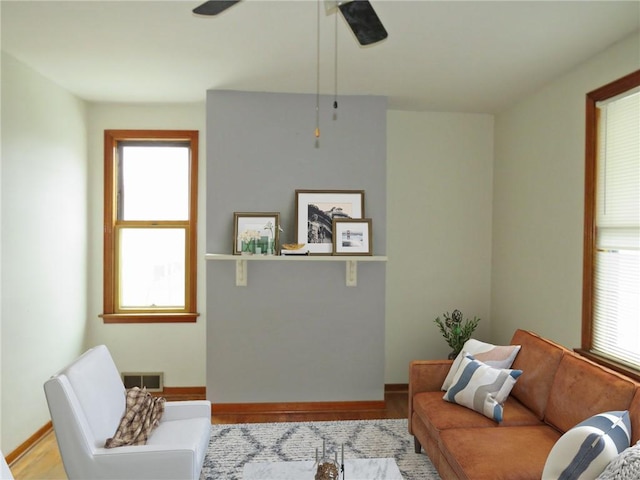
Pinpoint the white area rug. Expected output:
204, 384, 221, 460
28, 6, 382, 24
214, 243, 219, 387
200, 418, 441, 479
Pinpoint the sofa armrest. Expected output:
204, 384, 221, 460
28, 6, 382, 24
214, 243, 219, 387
408, 360, 452, 434
409, 360, 452, 394
163, 400, 211, 421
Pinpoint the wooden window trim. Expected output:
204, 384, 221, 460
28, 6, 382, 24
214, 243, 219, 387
581, 70, 640, 372
574, 348, 640, 383
101, 129, 199, 324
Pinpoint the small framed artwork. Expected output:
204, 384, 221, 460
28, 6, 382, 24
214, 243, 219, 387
332, 218, 373, 256
233, 212, 280, 255
295, 189, 365, 255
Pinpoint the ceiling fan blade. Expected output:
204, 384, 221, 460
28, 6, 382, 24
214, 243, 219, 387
338, 0, 388, 46
193, 0, 241, 16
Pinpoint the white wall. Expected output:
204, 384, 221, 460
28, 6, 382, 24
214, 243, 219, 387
385, 111, 494, 383
85, 103, 207, 387
491, 33, 640, 347
1, 52, 88, 452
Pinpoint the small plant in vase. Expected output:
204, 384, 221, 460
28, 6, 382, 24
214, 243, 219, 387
239, 229, 261, 255
434, 309, 480, 359
263, 221, 283, 255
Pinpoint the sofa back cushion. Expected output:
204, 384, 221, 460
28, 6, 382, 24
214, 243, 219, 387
544, 353, 637, 433
509, 330, 566, 419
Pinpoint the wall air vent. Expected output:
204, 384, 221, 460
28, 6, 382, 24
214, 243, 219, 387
121, 372, 164, 392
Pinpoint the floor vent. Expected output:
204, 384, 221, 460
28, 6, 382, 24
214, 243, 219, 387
121, 372, 164, 392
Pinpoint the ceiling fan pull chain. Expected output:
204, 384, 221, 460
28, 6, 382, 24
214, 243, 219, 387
334, 7, 338, 110
315, 0, 321, 139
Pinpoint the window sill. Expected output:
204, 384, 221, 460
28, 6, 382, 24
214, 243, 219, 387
100, 313, 199, 324
574, 348, 640, 382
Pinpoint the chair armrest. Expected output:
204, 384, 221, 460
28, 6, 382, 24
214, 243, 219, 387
93, 446, 198, 479
163, 400, 211, 421
408, 360, 453, 434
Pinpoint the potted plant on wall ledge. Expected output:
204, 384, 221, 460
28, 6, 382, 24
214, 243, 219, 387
434, 309, 481, 359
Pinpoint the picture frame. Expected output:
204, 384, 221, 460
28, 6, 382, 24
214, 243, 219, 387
295, 189, 365, 255
332, 218, 373, 256
233, 212, 280, 255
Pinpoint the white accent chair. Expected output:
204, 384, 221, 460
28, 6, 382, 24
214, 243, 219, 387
44, 345, 211, 480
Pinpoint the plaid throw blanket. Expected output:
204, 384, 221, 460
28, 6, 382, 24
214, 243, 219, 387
105, 387, 165, 448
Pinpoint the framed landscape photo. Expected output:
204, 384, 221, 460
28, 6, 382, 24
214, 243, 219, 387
295, 189, 365, 255
233, 212, 280, 255
333, 218, 373, 256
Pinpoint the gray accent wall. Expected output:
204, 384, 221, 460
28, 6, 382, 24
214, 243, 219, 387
206, 90, 387, 403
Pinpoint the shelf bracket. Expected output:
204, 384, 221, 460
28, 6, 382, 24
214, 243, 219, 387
346, 260, 358, 287
235, 259, 247, 286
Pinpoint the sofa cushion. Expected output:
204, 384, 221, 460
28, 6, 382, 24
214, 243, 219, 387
414, 391, 499, 436
147, 416, 212, 476
440, 425, 561, 480
442, 339, 521, 390
509, 329, 566, 420
542, 411, 631, 480
414, 391, 543, 439
443, 355, 522, 422
545, 354, 637, 433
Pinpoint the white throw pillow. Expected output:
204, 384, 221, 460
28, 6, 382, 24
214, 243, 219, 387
443, 354, 522, 422
441, 339, 521, 391
542, 411, 632, 480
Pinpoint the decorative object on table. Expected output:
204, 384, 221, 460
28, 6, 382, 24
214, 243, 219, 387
332, 218, 372, 256
434, 309, 480, 359
295, 189, 365, 255
233, 212, 280, 255
315, 440, 343, 480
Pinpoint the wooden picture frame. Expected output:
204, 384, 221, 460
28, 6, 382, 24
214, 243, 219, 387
233, 212, 280, 255
332, 218, 373, 256
295, 189, 365, 255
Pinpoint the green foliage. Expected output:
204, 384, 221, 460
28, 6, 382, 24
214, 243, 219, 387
434, 309, 480, 354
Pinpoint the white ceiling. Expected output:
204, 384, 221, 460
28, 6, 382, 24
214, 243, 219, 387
2, 0, 638, 113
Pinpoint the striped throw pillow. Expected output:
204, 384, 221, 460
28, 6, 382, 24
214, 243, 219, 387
443, 354, 522, 422
543, 411, 632, 480
597, 440, 640, 480
441, 339, 521, 391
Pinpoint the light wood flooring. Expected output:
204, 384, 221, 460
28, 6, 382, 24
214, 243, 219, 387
9, 390, 408, 480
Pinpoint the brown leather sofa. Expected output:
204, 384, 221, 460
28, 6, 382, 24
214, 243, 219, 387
409, 329, 640, 480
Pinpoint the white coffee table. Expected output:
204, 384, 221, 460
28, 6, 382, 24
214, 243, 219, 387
243, 457, 403, 479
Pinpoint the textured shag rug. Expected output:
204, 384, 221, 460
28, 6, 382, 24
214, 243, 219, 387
200, 418, 440, 479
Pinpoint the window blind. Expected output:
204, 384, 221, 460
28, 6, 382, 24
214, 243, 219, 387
592, 90, 640, 369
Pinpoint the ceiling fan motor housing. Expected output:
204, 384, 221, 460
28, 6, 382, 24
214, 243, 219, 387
194, 0, 388, 46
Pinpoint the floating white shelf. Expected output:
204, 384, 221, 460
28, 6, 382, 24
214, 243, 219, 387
205, 253, 388, 287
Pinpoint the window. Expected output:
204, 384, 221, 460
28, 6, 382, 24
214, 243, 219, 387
581, 71, 640, 377
102, 130, 199, 323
